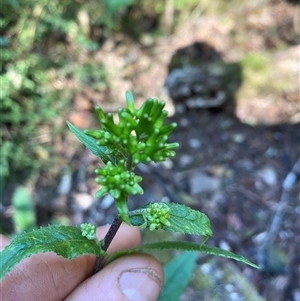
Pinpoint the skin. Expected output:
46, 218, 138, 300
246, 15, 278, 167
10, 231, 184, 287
0, 224, 164, 301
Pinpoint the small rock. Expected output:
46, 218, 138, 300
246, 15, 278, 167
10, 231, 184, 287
100, 194, 114, 210
179, 117, 190, 127
293, 289, 300, 301
73, 193, 93, 210
160, 158, 174, 169
257, 166, 277, 186
219, 240, 231, 251
57, 170, 72, 195
253, 231, 268, 245
200, 263, 213, 274
179, 154, 193, 167
188, 172, 221, 195
209, 164, 232, 178
188, 138, 201, 149
264, 146, 277, 157
231, 133, 245, 143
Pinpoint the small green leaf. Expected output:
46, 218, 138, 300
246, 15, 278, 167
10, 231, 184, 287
129, 203, 213, 239
107, 241, 259, 269
0, 225, 106, 279
116, 198, 131, 225
166, 203, 213, 237
66, 121, 115, 165
158, 251, 197, 301
12, 186, 36, 233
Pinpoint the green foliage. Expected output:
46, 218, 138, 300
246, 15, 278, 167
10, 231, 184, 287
104, 0, 134, 13
85, 91, 178, 166
76, 63, 107, 90
129, 202, 213, 241
158, 252, 198, 301
106, 241, 259, 269
66, 121, 113, 165
154, 0, 201, 13
1, 0, 131, 185
1, 0, 70, 182
239, 52, 273, 97
95, 160, 143, 199
0, 225, 106, 279
0, 92, 259, 283
1, 0, 201, 184
119, 0, 201, 37
80, 91, 179, 223
12, 186, 36, 233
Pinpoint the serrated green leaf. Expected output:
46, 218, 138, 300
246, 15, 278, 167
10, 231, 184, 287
107, 241, 259, 269
129, 203, 213, 239
165, 203, 213, 237
158, 251, 197, 301
0, 225, 106, 279
66, 121, 115, 165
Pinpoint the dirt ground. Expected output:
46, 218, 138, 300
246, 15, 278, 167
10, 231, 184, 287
2, 1, 299, 300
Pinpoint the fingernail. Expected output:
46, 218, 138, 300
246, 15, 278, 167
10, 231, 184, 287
119, 268, 162, 301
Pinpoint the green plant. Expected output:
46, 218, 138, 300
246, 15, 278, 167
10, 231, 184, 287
0, 0, 131, 187
0, 91, 259, 284
11, 186, 36, 233
158, 251, 198, 301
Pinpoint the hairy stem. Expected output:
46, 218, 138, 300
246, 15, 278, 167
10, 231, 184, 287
93, 216, 123, 274
93, 154, 134, 273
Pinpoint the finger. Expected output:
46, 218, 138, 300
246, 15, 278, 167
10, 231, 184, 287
1, 224, 141, 301
65, 254, 164, 301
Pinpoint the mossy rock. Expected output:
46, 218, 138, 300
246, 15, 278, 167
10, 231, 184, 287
165, 42, 242, 112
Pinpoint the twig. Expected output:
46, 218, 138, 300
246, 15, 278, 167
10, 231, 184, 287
257, 156, 300, 269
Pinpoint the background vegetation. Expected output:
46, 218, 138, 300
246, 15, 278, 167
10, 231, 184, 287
0, 0, 204, 188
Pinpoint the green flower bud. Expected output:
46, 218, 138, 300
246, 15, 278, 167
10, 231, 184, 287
95, 160, 143, 199
119, 111, 137, 128
144, 203, 171, 231
95, 106, 106, 125
153, 110, 169, 128
125, 91, 136, 113
149, 223, 159, 231
136, 99, 154, 119
80, 223, 96, 240
88, 92, 178, 165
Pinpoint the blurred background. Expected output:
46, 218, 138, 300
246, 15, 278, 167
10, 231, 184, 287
1, 0, 299, 300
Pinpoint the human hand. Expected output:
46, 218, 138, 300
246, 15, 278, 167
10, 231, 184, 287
0, 224, 164, 301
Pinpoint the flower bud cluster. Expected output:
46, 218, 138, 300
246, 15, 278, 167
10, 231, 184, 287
95, 160, 143, 199
80, 223, 96, 240
145, 203, 171, 231
85, 92, 178, 166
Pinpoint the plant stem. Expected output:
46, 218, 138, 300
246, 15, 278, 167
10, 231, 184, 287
126, 154, 133, 170
93, 215, 123, 274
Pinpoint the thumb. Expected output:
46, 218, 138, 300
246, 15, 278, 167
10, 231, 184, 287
65, 254, 164, 301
